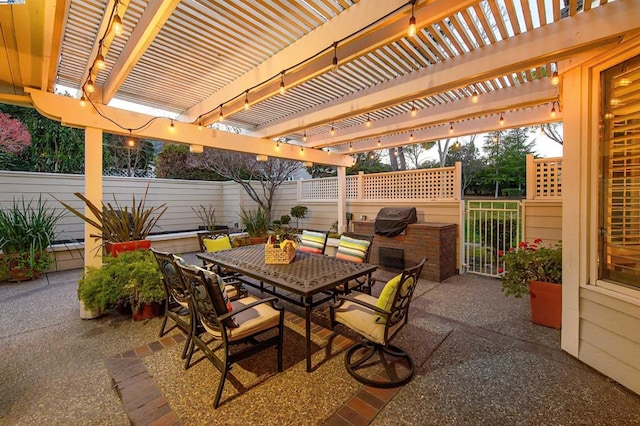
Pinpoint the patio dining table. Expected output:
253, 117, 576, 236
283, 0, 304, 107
197, 244, 377, 372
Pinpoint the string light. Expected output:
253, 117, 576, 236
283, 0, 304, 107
80, 96, 87, 107
85, 78, 95, 93
407, 0, 417, 37
126, 130, 135, 147
95, 50, 105, 70
349, 142, 353, 151
112, 14, 123, 36
302, 130, 307, 142
244, 91, 249, 110
550, 102, 556, 118
499, 113, 505, 126
409, 132, 414, 141
410, 101, 417, 117
169, 119, 175, 132
377, 139, 381, 147
332, 42, 339, 70
218, 105, 224, 122
198, 120, 203, 131
471, 91, 479, 103
551, 63, 559, 85
394, 147, 399, 156
365, 113, 371, 127
279, 72, 286, 95
275, 141, 280, 151
449, 122, 454, 134
493, 134, 499, 143
300, 146, 304, 154
330, 125, 335, 136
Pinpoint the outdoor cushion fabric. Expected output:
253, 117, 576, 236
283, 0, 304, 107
335, 235, 371, 263
298, 230, 326, 254
193, 265, 236, 328
333, 293, 404, 345
374, 274, 414, 324
203, 236, 232, 252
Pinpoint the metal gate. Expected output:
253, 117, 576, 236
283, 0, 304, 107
463, 200, 523, 277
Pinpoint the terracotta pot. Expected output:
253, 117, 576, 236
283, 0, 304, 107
105, 240, 151, 257
248, 237, 268, 245
7, 252, 45, 282
529, 280, 562, 329
132, 302, 162, 321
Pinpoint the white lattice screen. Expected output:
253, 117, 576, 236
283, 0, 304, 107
534, 158, 562, 198
362, 168, 456, 200
299, 177, 338, 200
346, 176, 359, 199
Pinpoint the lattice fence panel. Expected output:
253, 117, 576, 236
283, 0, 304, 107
299, 177, 338, 200
534, 158, 562, 198
362, 168, 456, 200
346, 176, 359, 199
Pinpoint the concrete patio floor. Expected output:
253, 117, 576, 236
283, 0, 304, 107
1, 253, 639, 425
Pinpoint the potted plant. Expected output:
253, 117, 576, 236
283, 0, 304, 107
56, 184, 166, 256
0, 196, 65, 281
192, 203, 226, 232
77, 249, 164, 320
239, 207, 269, 244
290, 205, 307, 231
499, 239, 562, 329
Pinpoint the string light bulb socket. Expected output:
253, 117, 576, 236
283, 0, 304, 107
550, 103, 556, 118
332, 42, 339, 70
471, 91, 479, 103
449, 123, 454, 134
377, 139, 381, 147
409, 132, 414, 141
95, 51, 105, 70
126, 130, 135, 147
302, 130, 307, 142
349, 142, 353, 151
365, 113, 371, 127
407, 0, 417, 37
244, 91, 249, 110
330, 125, 335, 136
499, 113, 505, 126
112, 14, 123, 36
410, 101, 417, 117
80, 96, 87, 107
279, 72, 286, 95
169, 119, 175, 132
85, 78, 95, 93
551, 70, 559, 86
218, 105, 224, 122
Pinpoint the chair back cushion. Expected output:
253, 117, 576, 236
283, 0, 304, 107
203, 236, 232, 252
298, 230, 327, 254
374, 274, 414, 324
335, 235, 371, 263
190, 265, 236, 328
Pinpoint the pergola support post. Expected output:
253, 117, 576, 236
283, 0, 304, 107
337, 166, 347, 234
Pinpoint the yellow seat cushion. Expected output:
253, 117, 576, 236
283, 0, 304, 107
333, 293, 403, 345
202, 295, 281, 341
203, 236, 232, 252
374, 274, 414, 324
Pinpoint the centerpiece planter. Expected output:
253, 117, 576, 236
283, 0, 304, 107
529, 280, 562, 329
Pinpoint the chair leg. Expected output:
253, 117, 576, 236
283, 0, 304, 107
277, 314, 284, 372
344, 342, 414, 388
213, 363, 229, 409
158, 300, 170, 337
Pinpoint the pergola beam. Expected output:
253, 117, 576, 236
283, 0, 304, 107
180, 0, 478, 125
309, 79, 558, 148
334, 104, 561, 154
251, 0, 637, 140
101, 0, 179, 104
41, 0, 70, 92
25, 88, 354, 167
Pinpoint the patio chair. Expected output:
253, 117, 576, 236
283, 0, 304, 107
333, 232, 375, 295
151, 248, 192, 360
330, 258, 426, 388
176, 262, 284, 408
197, 230, 247, 299
298, 229, 329, 255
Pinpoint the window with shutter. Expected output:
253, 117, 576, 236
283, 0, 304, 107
599, 55, 640, 289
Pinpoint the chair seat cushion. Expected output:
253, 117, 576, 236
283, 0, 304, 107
335, 235, 371, 263
333, 293, 403, 345
203, 236, 232, 252
298, 230, 326, 254
203, 295, 281, 341
374, 274, 414, 324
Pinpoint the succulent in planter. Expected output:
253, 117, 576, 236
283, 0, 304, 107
0, 196, 65, 281
240, 207, 269, 241
77, 249, 164, 315
55, 183, 166, 254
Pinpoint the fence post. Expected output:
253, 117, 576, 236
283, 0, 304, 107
297, 179, 302, 201
357, 171, 364, 200
526, 154, 535, 200
454, 161, 462, 200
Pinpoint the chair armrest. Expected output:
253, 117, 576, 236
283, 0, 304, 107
218, 296, 281, 322
336, 294, 389, 315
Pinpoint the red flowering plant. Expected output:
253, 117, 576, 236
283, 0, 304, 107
499, 239, 562, 298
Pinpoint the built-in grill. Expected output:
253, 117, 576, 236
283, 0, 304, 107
374, 207, 417, 237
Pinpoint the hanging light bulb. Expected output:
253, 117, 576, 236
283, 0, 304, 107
499, 113, 505, 125
551, 63, 559, 85
126, 130, 135, 147
411, 101, 417, 117
169, 119, 175, 132
550, 103, 557, 118
275, 141, 280, 151
198, 120, 203, 131
244, 91, 249, 110
302, 130, 307, 142
349, 142, 353, 151
394, 147, 399, 156
493, 134, 499, 143
300, 146, 304, 154
449, 123, 454, 134
112, 14, 123, 36
330, 125, 335, 136
95, 50, 105, 70
365, 113, 371, 127
453, 139, 460, 150
279, 72, 286, 95
409, 132, 414, 141
407, 1, 417, 37
471, 91, 479, 103
85, 78, 95, 93
332, 42, 339, 70
80, 96, 87, 107
377, 139, 381, 147
218, 105, 224, 122
370, 153, 375, 160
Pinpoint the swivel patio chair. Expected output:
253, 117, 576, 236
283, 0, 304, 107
151, 248, 192, 360
333, 232, 375, 295
330, 258, 426, 388
176, 262, 284, 409
197, 229, 247, 299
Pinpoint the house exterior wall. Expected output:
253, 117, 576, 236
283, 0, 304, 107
562, 38, 640, 395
